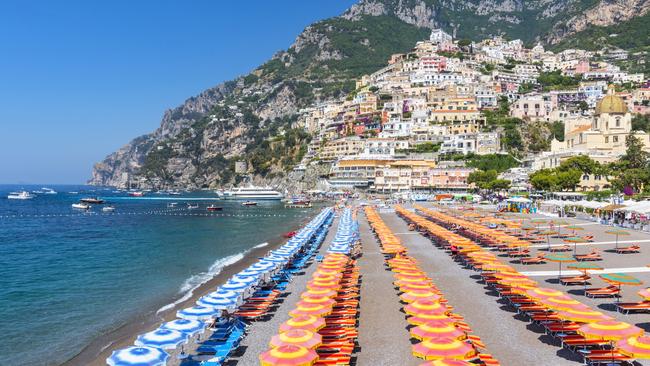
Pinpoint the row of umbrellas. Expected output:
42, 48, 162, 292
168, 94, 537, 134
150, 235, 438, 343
413, 205, 650, 361
107, 207, 335, 366
326, 208, 359, 255
370, 206, 490, 364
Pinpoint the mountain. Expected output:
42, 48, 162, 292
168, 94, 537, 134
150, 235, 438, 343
90, 0, 650, 189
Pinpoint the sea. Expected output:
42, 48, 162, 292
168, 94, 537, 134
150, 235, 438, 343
0, 185, 313, 366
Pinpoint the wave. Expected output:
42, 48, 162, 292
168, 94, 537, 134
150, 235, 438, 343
254, 242, 269, 249
156, 252, 246, 313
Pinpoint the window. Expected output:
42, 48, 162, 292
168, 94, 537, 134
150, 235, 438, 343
605, 136, 609, 143
613, 136, 619, 143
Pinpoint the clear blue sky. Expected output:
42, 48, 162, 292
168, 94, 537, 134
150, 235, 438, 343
0, 0, 356, 184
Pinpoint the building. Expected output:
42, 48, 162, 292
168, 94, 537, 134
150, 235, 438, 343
319, 137, 364, 162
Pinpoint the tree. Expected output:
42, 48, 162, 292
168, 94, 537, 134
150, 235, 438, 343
457, 39, 472, 47
468, 170, 498, 189
530, 169, 558, 191
621, 134, 650, 169
631, 114, 650, 132
487, 179, 511, 191
558, 155, 600, 175
556, 169, 582, 191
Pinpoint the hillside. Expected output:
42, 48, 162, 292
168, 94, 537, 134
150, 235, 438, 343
90, 0, 650, 189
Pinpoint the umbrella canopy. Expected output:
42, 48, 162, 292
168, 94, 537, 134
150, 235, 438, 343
259, 344, 318, 366
107, 346, 169, 366
567, 262, 603, 272
279, 315, 326, 333
563, 236, 588, 255
176, 305, 219, 320
135, 328, 188, 350
556, 307, 613, 323
419, 359, 473, 366
617, 336, 650, 359
408, 314, 456, 326
196, 295, 238, 310
160, 319, 206, 336
578, 320, 644, 341
400, 290, 442, 303
605, 229, 630, 249
525, 287, 564, 301
302, 289, 337, 298
405, 300, 449, 317
288, 303, 332, 318
410, 321, 466, 341
545, 253, 576, 279
537, 295, 584, 311
269, 329, 322, 350
600, 273, 643, 286
412, 337, 477, 361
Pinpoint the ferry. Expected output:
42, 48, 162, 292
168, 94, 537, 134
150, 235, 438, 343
223, 185, 283, 200
80, 197, 105, 204
206, 205, 223, 211
7, 191, 35, 200
241, 201, 258, 206
72, 203, 90, 210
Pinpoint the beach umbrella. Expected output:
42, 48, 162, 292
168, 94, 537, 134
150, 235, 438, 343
269, 329, 322, 350
605, 229, 630, 249
565, 225, 584, 235
525, 287, 564, 301
135, 328, 188, 350
617, 336, 650, 359
177, 305, 219, 320
220, 280, 253, 293
196, 295, 238, 310
600, 273, 643, 303
537, 295, 584, 311
419, 359, 473, 366
408, 313, 456, 326
637, 288, 650, 301
410, 320, 466, 341
567, 262, 603, 272
400, 290, 442, 303
563, 236, 588, 256
289, 303, 332, 318
556, 307, 613, 323
296, 296, 336, 308
107, 346, 169, 366
405, 299, 449, 317
279, 315, 326, 333
160, 319, 206, 336
302, 289, 337, 299
259, 344, 318, 366
578, 320, 644, 341
412, 337, 477, 361
538, 230, 558, 250
544, 253, 576, 281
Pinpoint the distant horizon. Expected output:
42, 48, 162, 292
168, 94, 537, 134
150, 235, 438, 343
0, 1, 356, 184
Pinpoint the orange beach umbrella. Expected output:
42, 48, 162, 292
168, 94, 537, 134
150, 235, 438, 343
259, 344, 318, 366
279, 315, 325, 333
412, 337, 477, 361
269, 329, 322, 350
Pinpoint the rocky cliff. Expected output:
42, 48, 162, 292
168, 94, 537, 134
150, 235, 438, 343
90, 0, 650, 189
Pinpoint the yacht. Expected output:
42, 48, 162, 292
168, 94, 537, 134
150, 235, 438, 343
8, 191, 34, 200
223, 185, 283, 200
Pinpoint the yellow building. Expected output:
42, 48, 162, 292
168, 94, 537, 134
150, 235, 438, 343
319, 137, 364, 162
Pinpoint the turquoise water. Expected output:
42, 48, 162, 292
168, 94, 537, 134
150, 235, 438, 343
0, 185, 312, 365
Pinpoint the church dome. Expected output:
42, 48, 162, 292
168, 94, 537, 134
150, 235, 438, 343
595, 90, 627, 115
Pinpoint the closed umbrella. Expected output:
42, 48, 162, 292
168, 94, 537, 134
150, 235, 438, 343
107, 346, 168, 366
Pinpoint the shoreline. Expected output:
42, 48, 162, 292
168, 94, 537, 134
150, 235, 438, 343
62, 213, 315, 366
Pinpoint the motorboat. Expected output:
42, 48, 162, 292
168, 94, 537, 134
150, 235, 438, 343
241, 201, 258, 206
167, 202, 178, 208
7, 191, 34, 200
223, 185, 283, 200
42, 188, 57, 194
207, 205, 223, 211
129, 191, 144, 197
187, 203, 199, 209
102, 206, 116, 212
80, 197, 105, 204
283, 231, 296, 238
72, 203, 90, 210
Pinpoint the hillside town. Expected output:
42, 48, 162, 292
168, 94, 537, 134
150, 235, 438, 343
294, 29, 650, 195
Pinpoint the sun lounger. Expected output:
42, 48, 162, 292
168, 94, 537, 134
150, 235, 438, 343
521, 254, 546, 265
560, 334, 609, 350
585, 285, 620, 298
575, 250, 602, 261
478, 353, 501, 366
549, 245, 572, 252
560, 274, 591, 285
584, 349, 633, 365
616, 300, 650, 314
615, 245, 640, 254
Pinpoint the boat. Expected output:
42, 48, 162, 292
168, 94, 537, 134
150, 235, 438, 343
167, 202, 178, 208
187, 203, 199, 209
102, 206, 116, 212
42, 188, 57, 194
206, 205, 223, 211
129, 191, 144, 197
72, 203, 90, 210
285, 202, 313, 208
283, 231, 296, 238
223, 185, 283, 200
7, 191, 34, 200
80, 197, 105, 204
241, 201, 258, 206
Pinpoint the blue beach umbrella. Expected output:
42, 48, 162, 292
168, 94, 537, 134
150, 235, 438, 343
135, 328, 188, 350
177, 305, 220, 320
160, 319, 206, 336
196, 295, 238, 310
231, 275, 258, 285
107, 346, 168, 366
211, 289, 240, 299
220, 280, 252, 293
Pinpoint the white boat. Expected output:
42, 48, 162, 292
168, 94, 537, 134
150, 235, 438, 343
223, 185, 283, 200
167, 202, 178, 208
102, 206, 116, 212
72, 203, 90, 210
42, 187, 57, 194
8, 191, 35, 200
187, 203, 199, 209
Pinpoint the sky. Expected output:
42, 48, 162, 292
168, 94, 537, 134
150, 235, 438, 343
0, 0, 357, 184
